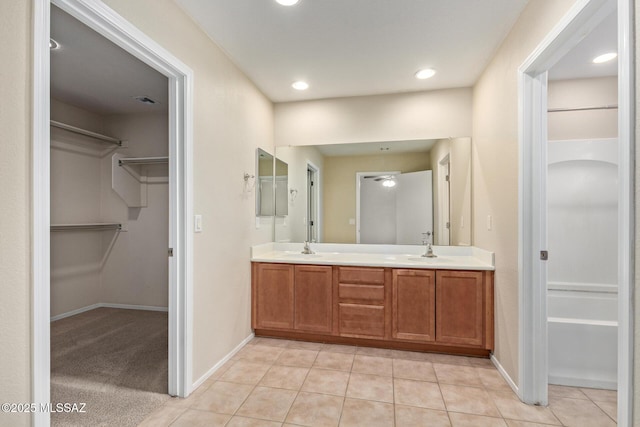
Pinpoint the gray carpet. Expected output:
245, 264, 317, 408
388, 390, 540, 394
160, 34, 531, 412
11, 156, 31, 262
51, 308, 171, 427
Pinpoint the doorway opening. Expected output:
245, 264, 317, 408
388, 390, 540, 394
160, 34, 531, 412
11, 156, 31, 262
33, 1, 194, 425
306, 162, 320, 242
518, 0, 632, 424
437, 154, 451, 246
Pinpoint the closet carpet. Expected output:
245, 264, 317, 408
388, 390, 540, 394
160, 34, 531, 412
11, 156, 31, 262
51, 307, 170, 427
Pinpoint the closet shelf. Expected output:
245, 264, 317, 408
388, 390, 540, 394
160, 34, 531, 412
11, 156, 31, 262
118, 156, 168, 166
50, 223, 122, 232
50, 120, 122, 146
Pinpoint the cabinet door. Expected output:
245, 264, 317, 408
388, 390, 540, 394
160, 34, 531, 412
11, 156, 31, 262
294, 265, 333, 333
253, 263, 294, 330
435, 270, 484, 346
392, 269, 435, 342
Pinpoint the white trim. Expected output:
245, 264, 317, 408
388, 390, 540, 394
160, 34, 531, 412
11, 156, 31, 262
306, 161, 321, 242
33, 1, 194, 425
548, 375, 617, 391
32, 2, 51, 426
491, 354, 519, 395
191, 333, 255, 391
518, 1, 632, 425
50, 303, 169, 322
616, 0, 635, 424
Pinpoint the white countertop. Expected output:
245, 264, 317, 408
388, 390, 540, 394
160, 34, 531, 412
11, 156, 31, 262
251, 243, 495, 271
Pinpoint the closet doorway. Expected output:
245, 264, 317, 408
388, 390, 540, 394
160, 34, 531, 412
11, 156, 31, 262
33, 1, 193, 426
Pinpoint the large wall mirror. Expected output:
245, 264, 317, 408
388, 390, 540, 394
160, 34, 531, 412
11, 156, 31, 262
274, 137, 471, 246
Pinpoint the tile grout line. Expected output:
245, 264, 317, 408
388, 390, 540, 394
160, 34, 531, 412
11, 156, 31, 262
279, 341, 322, 425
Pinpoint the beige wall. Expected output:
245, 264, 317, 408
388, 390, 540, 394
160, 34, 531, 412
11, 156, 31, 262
635, 1, 639, 424
275, 88, 472, 147
101, 0, 275, 385
449, 137, 472, 246
0, 1, 32, 425
323, 152, 431, 243
471, 0, 578, 385
548, 77, 618, 140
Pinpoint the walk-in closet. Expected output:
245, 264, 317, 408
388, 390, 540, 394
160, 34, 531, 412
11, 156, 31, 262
50, 5, 170, 426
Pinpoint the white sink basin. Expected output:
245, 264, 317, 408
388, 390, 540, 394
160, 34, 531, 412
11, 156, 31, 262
282, 253, 324, 259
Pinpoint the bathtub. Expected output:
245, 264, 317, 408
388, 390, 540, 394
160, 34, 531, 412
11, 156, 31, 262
547, 284, 617, 390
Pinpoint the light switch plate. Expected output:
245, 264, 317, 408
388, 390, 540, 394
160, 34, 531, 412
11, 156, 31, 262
194, 214, 203, 232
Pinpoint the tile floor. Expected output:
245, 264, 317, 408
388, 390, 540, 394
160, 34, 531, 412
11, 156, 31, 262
139, 337, 617, 426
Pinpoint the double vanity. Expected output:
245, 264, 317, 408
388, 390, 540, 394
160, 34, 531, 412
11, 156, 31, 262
251, 243, 495, 357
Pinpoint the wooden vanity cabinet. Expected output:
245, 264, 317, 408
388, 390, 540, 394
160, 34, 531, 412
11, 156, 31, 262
392, 269, 436, 342
252, 263, 333, 334
252, 263, 294, 330
336, 266, 389, 339
252, 262, 494, 356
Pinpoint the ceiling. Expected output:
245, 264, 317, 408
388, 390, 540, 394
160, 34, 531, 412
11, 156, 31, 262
176, 0, 529, 102
316, 139, 436, 157
549, 11, 617, 81
50, 6, 167, 115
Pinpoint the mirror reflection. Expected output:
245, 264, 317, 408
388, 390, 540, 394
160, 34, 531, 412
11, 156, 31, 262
274, 137, 472, 246
256, 148, 290, 218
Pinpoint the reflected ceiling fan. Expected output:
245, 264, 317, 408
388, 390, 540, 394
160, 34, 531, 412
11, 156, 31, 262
363, 174, 397, 187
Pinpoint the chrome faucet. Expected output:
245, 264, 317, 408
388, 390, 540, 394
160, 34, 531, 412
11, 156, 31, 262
421, 232, 437, 258
301, 241, 315, 255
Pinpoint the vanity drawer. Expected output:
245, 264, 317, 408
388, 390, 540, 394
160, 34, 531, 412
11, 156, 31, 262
338, 266, 385, 285
338, 303, 385, 338
338, 283, 384, 303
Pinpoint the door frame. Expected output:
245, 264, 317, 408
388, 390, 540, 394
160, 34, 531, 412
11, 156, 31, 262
518, 0, 633, 425
32, 0, 194, 425
306, 161, 321, 242
438, 154, 451, 246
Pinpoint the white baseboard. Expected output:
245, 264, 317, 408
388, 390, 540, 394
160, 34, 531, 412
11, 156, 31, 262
491, 354, 519, 395
50, 302, 168, 321
191, 332, 255, 392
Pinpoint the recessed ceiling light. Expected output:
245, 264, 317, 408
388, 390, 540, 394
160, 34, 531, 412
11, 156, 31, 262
415, 68, 436, 80
593, 52, 617, 64
292, 81, 309, 91
50, 38, 60, 50
276, 0, 299, 5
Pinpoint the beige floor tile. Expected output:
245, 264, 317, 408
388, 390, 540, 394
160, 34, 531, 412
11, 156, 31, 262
466, 357, 495, 368
275, 348, 319, 368
476, 368, 511, 391
425, 353, 471, 366
236, 386, 297, 422
339, 398, 394, 427
322, 344, 358, 354
314, 351, 355, 371
352, 355, 393, 376
227, 416, 284, 427
220, 361, 271, 385
434, 363, 483, 387
548, 385, 588, 401
346, 373, 394, 403
235, 345, 285, 363
504, 421, 564, 427
594, 400, 617, 422
488, 390, 560, 425
191, 381, 254, 414
250, 337, 292, 348
207, 360, 236, 381
259, 365, 310, 390
440, 384, 501, 418
302, 368, 350, 396
394, 378, 446, 410
392, 358, 437, 382
549, 397, 616, 427
392, 350, 432, 361
137, 405, 186, 427
355, 346, 394, 358
287, 340, 325, 351
580, 387, 617, 403
395, 405, 450, 427
171, 409, 231, 427
448, 412, 507, 427
285, 392, 344, 427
